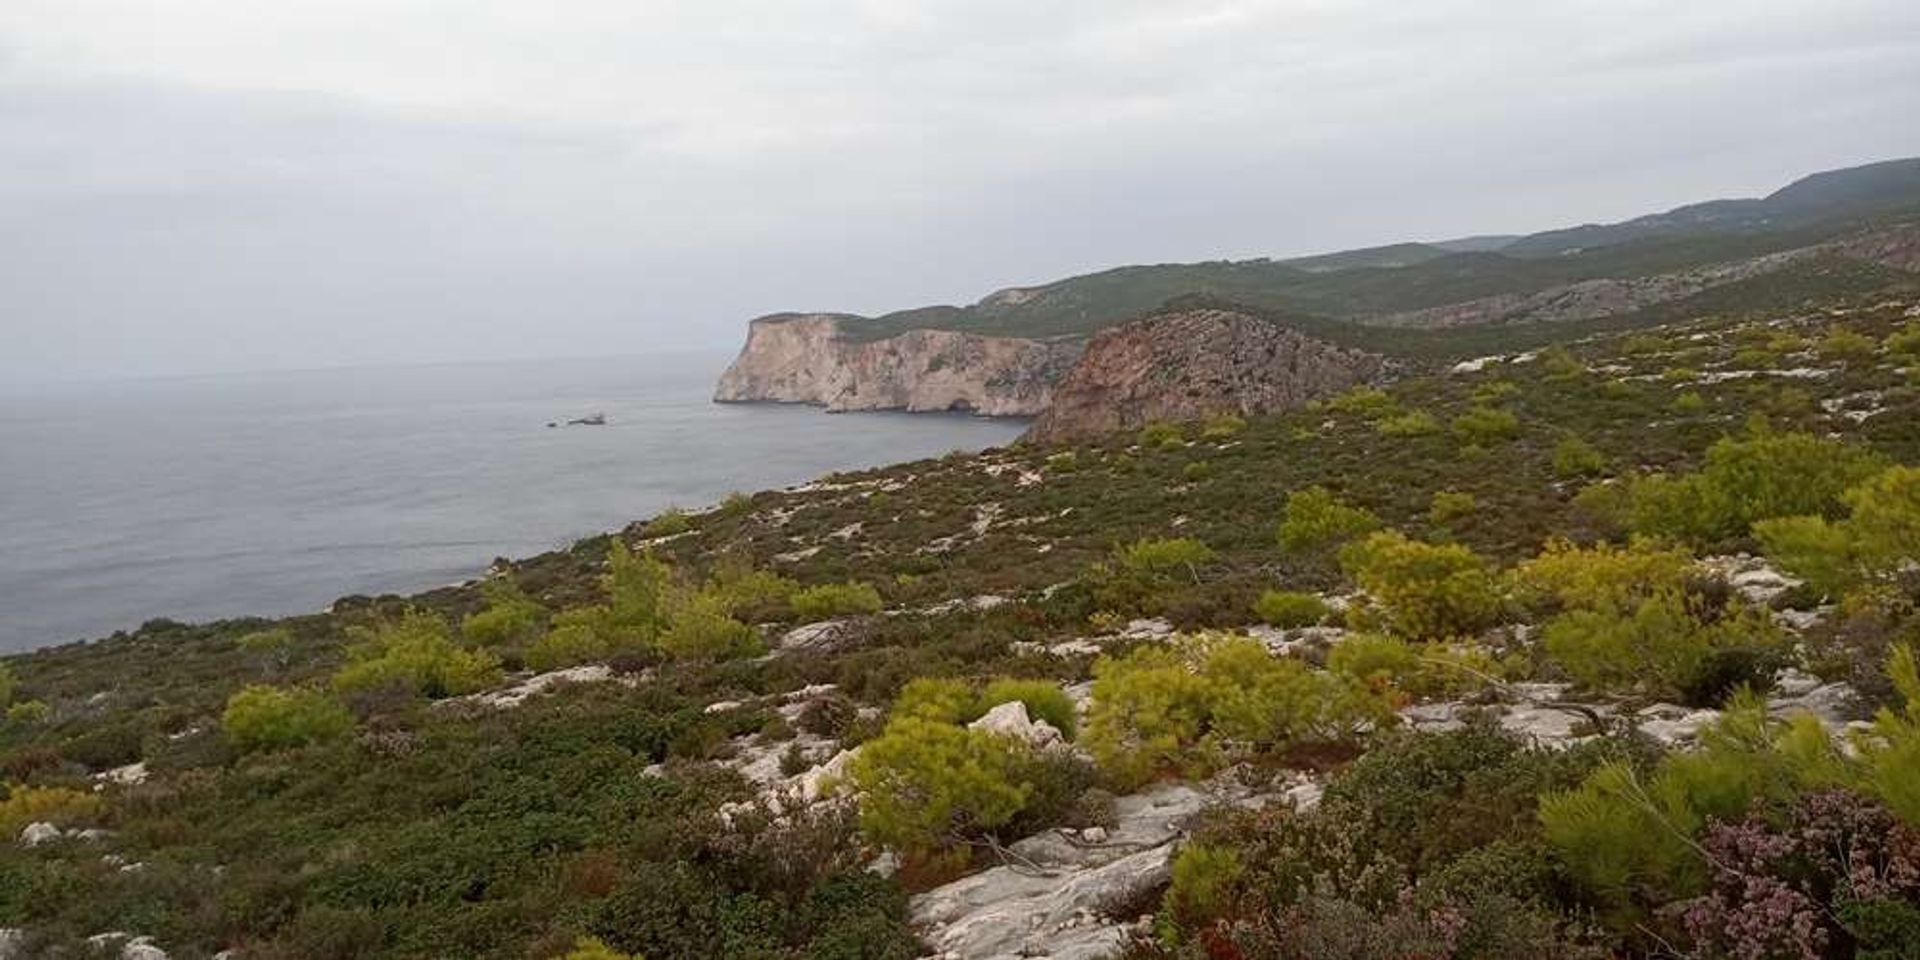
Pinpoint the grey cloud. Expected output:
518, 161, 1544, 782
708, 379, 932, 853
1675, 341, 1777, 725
1, 0, 1917, 381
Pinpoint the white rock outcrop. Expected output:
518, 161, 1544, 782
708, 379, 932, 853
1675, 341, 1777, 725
910, 782, 1226, 960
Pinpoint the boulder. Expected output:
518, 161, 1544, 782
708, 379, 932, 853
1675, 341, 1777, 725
969, 701, 1064, 749
19, 822, 61, 847
910, 780, 1260, 959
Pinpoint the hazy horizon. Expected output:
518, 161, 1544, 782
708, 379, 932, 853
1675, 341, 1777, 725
5, 0, 1919, 381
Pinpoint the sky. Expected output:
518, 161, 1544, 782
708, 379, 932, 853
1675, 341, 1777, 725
2, 1, 1918, 382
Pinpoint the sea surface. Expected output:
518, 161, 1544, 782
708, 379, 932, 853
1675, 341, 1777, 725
0, 353, 1027, 653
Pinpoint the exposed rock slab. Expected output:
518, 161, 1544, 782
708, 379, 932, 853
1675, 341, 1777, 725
1023, 309, 1389, 443
714, 314, 1082, 415
909, 782, 1228, 960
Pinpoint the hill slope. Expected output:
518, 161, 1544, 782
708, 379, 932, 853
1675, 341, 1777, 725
7, 291, 1920, 958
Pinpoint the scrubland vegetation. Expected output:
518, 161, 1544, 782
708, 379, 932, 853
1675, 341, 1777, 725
3, 296, 1920, 958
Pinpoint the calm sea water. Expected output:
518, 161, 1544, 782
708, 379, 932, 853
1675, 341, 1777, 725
0, 353, 1026, 653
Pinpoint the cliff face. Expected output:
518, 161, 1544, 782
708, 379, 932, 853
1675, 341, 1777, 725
713, 314, 1084, 416
1023, 308, 1389, 443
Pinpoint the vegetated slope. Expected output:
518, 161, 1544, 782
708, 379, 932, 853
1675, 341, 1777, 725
4, 293, 1920, 958
822, 157, 1920, 343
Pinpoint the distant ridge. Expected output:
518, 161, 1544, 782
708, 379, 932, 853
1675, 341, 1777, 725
771, 156, 1920, 345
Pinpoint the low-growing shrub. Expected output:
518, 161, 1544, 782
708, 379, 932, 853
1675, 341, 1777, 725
0, 784, 105, 835
1139, 421, 1185, 449
1551, 436, 1608, 479
1277, 487, 1381, 555
222, 684, 353, 753
643, 508, 692, 538
332, 611, 503, 700
846, 717, 1035, 858
656, 594, 760, 660
1375, 410, 1441, 437
1618, 429, 1889, 542
1084, 635, 1389, 788
1338, 532, 1504, 640
1254, 590, 1331, 628
461, 578, 546, 646
791, 582, 884, 620
564, 936, 636, 960
1200, 414, 1246, 440
1452, 405, 1521, 445
1426, 489, 1477, 526
1757, 465, 1920, 597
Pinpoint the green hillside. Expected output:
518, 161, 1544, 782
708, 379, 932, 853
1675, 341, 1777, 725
833, 158, 1920, 344
5, 290, 1920, 958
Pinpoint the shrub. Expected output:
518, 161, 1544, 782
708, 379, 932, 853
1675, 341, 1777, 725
1542, 596, 1694, 698
1819, 328, 1879, 364
701, 564, 797, 618
0, 784, 104, 835
1551, 435, 1608, 479
564, 937, 636, 960
1338, 532, 1503, 640
791, 582, 884, 620
657, 593, 760, 660
980, 678, 1078, 740
1856, 645, 1920, 827
1682, 790, 1920, 960
1672, 391, 1708, 414
331, 610, 503, 699
1200, 414, 1246, 440
237, 626, 294, 655
1375, 411, 1441, 437
1165, 843, 1245, 928
1452, 405, 1521, 445
1139, 421, 1185, 449
643, 508, 692, 537
461, 578, 546, 646
1511, 538, 1693, 614
0, 663, 12, 706
1326, 633, 1420, 689
1426, 490, 1476, 526
1323, 386, 1398, 419
1117, 537, 1215, 578
222, 685, 354, 753
5, 701, 49, 726
1254, 590, 1331, 628
1538, 344, 1586, 380
846, 717, 1035, 857
603, 542, 675, 642
1886, 323, 1920, 359
1757, 465, 1920, 597
1620, 429, 1888, 542
1277, 487, 1381, 555
1540, 695, 1837, 909
890, 677, 981, 725
525, 611, 613, 671
1084, 635, 1388, 788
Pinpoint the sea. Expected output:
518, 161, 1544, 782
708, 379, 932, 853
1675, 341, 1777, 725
0, 353, 1027, 654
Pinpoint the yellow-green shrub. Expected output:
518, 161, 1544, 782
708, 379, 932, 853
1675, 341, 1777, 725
1451, 405, 1520, 445
222, 684, 353, 753
847, 717, 1035, 857
1253, 590, 1331, 628
0, 784, 104, 835
332, 611, 502, 699
1084, 635, 1388, 788
1338, 532, 1503, 640
461, 578, 546, 646
564, 935, 636, 960
1277, 487, 1381, 555
790, 581, 884, 620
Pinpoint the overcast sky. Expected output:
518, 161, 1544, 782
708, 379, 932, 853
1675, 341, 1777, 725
3, 1, 1918, 381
